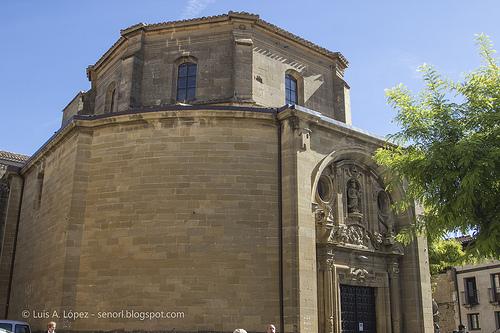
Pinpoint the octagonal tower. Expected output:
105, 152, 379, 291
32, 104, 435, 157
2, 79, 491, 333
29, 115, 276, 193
0, 12, 433, 333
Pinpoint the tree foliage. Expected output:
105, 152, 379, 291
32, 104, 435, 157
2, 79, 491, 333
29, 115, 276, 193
375, 35, 500, 258
428, 238, 472, 275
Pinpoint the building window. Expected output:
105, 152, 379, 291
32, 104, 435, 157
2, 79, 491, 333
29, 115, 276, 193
177, 62, 197, 102
495, 311, 500, 329
105, 82, 116, 113
464, 277, 479, 306
285, 74, 298, 105
467, 313, 480, 330
491, 273, 500, 303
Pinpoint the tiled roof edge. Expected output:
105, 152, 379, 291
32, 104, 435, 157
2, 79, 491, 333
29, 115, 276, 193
88, 11, 348, 74
0, 150, 30, 163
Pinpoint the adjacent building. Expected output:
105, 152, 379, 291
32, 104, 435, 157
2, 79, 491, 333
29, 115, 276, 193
0, 12, 433, 333
434, 259, 500, 333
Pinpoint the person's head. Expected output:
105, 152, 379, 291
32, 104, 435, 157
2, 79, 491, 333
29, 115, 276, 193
233, 329, 247, 333
47, 322, 56, 333
266, 324, 276, 333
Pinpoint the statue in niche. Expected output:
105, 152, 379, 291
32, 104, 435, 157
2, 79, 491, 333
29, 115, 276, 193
347, 179, 361, 214
377, 190, 395, 238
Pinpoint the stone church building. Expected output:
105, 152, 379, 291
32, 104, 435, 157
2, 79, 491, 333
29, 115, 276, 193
0, 11, 433, 333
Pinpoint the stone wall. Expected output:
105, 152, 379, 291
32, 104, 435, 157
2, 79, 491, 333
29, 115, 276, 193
252, 29, 337, 118
9, 109, 281, 333
9, 131, 82, 320
79, 13, 350, 126
432, 272, 458, 333
62, 92, 85, 126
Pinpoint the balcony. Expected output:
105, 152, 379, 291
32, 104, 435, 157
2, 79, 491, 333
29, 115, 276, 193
461, 291, 479, 307
488, 287, 500, 304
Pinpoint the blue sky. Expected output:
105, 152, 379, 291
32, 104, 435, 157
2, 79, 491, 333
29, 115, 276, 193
1, 0, 499, 155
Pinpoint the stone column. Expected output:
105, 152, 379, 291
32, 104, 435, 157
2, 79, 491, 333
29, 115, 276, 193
318, 255, 335, 333
332, 263, 341, 333
317, 247, 342, 333
118, 29, 144, 111
389, 260, 402, 333
331, 60, 351, 125
279, 111, 319, 333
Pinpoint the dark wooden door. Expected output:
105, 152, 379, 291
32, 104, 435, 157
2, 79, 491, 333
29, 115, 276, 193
340, 284, 376, 333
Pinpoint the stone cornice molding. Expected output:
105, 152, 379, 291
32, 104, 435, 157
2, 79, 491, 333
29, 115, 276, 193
277, 105, 391, 147
20, 106, 277, 174
22, 104, 395, 180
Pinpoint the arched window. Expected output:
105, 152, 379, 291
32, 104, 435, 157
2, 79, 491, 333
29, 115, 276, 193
105, 82, 116, 113
285, 74, 298, 105
177, 62, 197, 102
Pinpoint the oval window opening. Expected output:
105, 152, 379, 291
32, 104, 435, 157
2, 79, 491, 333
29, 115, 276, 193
317, 176, 331, 202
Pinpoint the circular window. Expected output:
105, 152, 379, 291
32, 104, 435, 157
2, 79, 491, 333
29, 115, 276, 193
317, 175, 333, 203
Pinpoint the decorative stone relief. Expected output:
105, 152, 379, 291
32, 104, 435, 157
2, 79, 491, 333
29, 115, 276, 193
313, 199, 334, 239
390, 242, 405, 255
314, 171, 336, 243
388, 261, 400, 276
316, 249, 335, 271
348, 267, 375, 282
328, 224, 383, 250
0, 164, 7, 178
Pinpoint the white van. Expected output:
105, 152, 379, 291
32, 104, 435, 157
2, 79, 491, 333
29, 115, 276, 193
0, 321, 31, 333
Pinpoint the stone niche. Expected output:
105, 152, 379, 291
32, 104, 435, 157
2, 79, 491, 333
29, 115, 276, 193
313, 159, 404, 333
313, 159, 400, 250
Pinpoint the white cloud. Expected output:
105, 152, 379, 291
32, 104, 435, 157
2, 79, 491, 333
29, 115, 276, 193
180, 0, 216, 19
396, 50, 424, 79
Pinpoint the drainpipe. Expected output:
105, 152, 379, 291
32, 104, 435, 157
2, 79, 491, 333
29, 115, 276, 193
277, 111, 285, 333
453, 267, 462, 326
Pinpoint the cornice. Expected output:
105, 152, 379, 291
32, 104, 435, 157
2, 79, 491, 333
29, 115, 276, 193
277, 105, 390, 147
21, 105, 277, 174
23, 104, 393, 174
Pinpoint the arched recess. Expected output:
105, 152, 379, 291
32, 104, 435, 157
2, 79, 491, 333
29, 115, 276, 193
104, 82, 117, 113
285, 69, 304, 106
310, 148, 405, 205
310, 147, 411, 245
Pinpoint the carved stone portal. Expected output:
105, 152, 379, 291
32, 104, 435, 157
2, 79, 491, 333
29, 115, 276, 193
313, 159, 403, 253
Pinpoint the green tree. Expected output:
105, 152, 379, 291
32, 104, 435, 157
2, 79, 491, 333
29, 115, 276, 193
375, 35, 500, 258
428, 238, 471, 275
